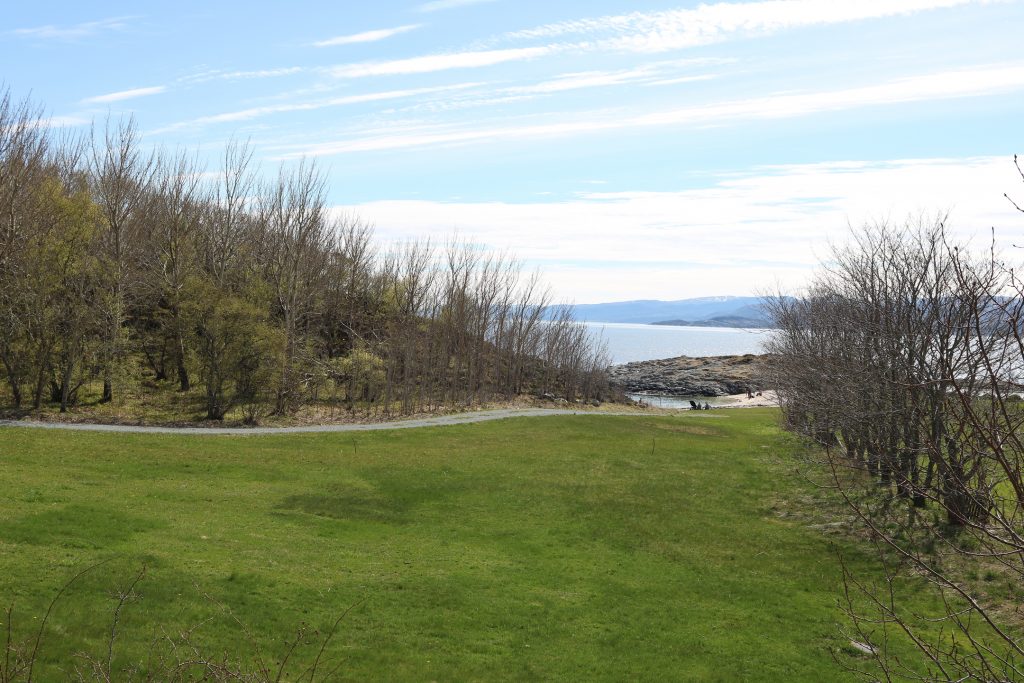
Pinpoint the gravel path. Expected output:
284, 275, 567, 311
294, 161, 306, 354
0, 408, 642, 436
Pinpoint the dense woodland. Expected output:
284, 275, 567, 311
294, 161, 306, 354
765, 206, 1024, 680
0, 90, 611, 422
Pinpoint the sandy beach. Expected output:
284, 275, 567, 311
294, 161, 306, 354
715, 390, 778, 408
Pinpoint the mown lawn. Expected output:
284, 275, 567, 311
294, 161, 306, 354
0, 409, 929, 680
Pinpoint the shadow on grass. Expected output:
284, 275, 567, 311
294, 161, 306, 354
1, 562, 360, 682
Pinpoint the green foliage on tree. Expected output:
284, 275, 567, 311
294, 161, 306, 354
0, 88, 612, 423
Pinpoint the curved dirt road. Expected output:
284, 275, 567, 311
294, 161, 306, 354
0, 408, 644, 436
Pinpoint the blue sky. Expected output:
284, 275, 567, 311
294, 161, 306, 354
4, 0, 1024, 302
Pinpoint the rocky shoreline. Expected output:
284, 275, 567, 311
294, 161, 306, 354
608, 354, 767, 397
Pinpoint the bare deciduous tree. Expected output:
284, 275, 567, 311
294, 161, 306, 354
0, 87, 613, 423
90, 117, 154, 403
767, 205, 1024, 681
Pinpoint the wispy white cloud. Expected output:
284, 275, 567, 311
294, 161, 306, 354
314, 24, 422, 47
323, 1, 988, 83
81, 85, 166, 104
643, 75, 719, 87
179, 67, 303, 84
505, 61, 720, 95
151, 83, 483, 133
402, 94, 537, 114
502, 0, 994, 53
278, 118, 611, 156
633, 63, 1024, 124
391, 58, 728, 114
281, 63, 1024, 157
418, 0, 497, 13
329, 46, 554, 78
12, 16, 135, 40
36, 115, 91, 128
506, 67, 661, 95
335, 156, 1024, 301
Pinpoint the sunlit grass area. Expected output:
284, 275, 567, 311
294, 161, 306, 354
0, 410, 944, 680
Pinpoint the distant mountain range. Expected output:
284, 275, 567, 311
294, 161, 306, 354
650, 314, 774, 328
561, 296, 775, 328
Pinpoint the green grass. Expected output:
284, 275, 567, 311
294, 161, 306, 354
0, 410, 936, 680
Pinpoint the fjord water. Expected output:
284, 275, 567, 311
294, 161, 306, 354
586, 322, 771, 365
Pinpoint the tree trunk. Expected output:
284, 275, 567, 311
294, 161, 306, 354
0, 348, 21, 407
177, 361, 190, 392
175, 327, 190, 391
32, 362, 47, 410
60, 359, 74, 413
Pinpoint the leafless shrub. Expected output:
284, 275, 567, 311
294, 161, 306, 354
766, 193, 1024, 680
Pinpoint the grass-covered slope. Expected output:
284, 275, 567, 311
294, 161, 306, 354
0, 410, 922, 680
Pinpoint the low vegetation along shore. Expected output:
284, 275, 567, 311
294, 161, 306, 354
0, 352, 764, 428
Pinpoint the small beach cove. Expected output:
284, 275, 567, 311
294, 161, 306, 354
629, 390, 777, 410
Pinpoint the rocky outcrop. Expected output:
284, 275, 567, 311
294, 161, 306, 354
608, 354, 767, 397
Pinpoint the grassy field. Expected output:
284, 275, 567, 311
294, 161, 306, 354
0, 409, 936, 680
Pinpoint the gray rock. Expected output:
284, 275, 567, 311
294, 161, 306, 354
608, 354, 767, 397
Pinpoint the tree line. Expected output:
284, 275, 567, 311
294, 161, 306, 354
0, 89, 611, 421
765, 195, 1024, 681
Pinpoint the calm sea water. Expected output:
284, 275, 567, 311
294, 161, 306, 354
585, 322, 771, 365
585, 322, 772, 408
